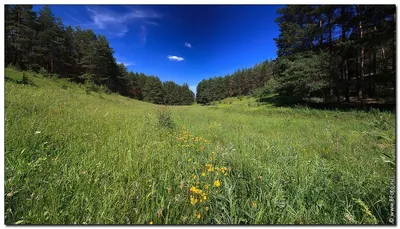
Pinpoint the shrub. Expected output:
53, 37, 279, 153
39, 67, 48, 77
156, 106, 175, 129
21, 72, 29, 85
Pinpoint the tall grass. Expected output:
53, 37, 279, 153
5, 68, 395, 224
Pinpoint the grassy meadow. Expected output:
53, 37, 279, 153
5, 68, 396, 224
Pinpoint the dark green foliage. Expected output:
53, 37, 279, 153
143, 76, 164, 104
21, 72, 29, 85
274, 5, 396, 104
275, 51, 330, 99
196, 60, 275, 104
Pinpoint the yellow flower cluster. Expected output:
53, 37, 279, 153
173, 127, 210, 149
204, 163, 229, 177
189, 186, 207, 205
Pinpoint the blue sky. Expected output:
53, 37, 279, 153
32, 5, 282, 92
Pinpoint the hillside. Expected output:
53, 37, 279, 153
5, 68, 395, 224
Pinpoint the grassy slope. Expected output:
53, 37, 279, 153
5, 68, 395, 224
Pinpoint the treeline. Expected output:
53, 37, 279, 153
5, 5, 194, 105
196, 60, 275, 104
274, 5, 396, 103
197, 5, 395, 106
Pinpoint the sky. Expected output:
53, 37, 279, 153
32, 5, 282, 93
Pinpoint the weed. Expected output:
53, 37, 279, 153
156, 106, 175, 129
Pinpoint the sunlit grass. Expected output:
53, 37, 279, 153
5, 68, 395, 224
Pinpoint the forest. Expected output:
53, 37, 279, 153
5, 5, 396, 107
197, 5, 396, 107
5, 5, 195, 105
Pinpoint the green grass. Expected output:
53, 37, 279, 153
5, 68, 395, 224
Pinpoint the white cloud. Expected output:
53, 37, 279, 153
118, 61, 135, 67
185, 42, 192, 48
115, 55, 136, 67
84, 6, 161, 38
139, 25, 148, 43
168, 55, 184, 61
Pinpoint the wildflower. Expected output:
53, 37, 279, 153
149, 221, 153, 225
193, 174, 197, 179
190, 196, 199, 205
203, 195, 207, 200
214, 180, 221, 187
195, 212, 201, 219
201, 172, 206, 177
252, 201, 257, 208
205, 184, 209, 190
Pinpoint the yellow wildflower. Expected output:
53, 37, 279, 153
149, 221, 153, 224
201, 172, 206, 177
214, 180, 221, 187
205, 184, 209, 190
190, 196, 198, 205
196, 212, 201, 219
252, 201, 257, 208
203, 195, 207, 200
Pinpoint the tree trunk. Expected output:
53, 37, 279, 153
357, 5, 364, 103
345, 59, 350, 102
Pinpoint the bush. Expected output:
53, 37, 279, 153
156, 106, 175, 129
39, 67, 48, 77
21, 72, 29, 85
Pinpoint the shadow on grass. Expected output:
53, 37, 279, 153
257, 95, 395, 112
